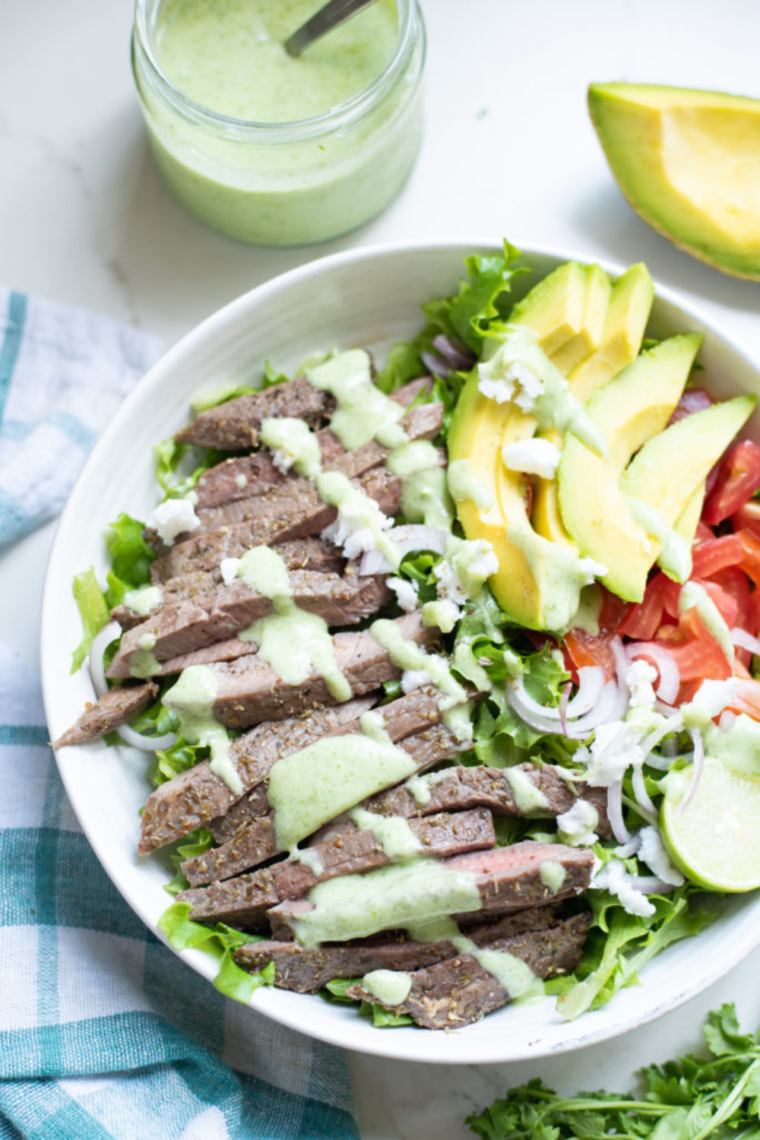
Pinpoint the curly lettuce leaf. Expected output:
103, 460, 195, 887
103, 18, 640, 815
104, 512, 155, 606
70, 567, 111, 674
164, 827, 215, 897
159, 901, 273, 1003
154, 438, 227, 501
423, 240, 528, 352
149, 737, 207, 788
319, 978, 413, 1027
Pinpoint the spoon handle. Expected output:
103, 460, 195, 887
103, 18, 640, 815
285, 0, 379, 57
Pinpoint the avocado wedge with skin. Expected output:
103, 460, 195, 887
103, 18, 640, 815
589, 82, 760, 281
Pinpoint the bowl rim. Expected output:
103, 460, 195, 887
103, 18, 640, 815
41, 238, 760, 1064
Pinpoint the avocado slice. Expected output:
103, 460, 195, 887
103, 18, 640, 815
558, 335, 703, 601
589, 82, 760, 281
550, 264, 611, 375
509, 261, 597, 362
532, 262, 654, 545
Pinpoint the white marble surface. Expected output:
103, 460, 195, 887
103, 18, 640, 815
3, 0, 760, 1134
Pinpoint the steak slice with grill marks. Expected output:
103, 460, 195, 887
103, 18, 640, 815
207, 611, 439, 729
233, 906, 562, 992
139, 683, 442, 855
267, 842, 595, 941
149, 466, 401, 580
181, 809, 494, 927
138, 695, 377, 855
346, 912, 591, 1029
175, 376, 335, 450
193, 392, 440, 513
107, 570, 390, 679
147, 536, 342, 593
359, 763, 612, 840
52, 682, 158, 748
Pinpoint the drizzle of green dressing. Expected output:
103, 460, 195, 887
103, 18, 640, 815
124, 584, 163, 617
348, 806, 421, 860
568, 584, 602, 636
403, 769, 451, 807
628, 498, 692, 583
260, 417, 322, 478
267, 734, 417, 853
237, 546, 351, 700
422, 599, 460, 633
479, 326, 608, 457
306, 350, 406, 450
539, 859, 567, 894
506, 523, 604, 632
316, 470, 401, 570
504, 767, 550, 816
162, 664, 240, 794
386, 440, 440, 477
447, 458, 495, 509
370, 618, 466, 711
361, 969, 413, 1006
292, 846, 324, 877
130, 632, 161, 679
291, 858, 482, 947
704, 713, 760, 779
400, 467, 454, 529
679, 580, 734, 664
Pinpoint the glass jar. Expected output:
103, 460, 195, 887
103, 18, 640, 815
132, 0, 425, 247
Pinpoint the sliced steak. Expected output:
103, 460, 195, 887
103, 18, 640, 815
107, 570, 390, 679
268, 842, 594, 941
208, 611, 439, 729
148, 536, 342, 592
346, 912, 591, 1029
148, 638, 259, 675
175, 377, 335, 450
193, 394, 441, 512
150, 466, 401, 580
363, 764, 612, 840
52, 682, 158, 748
234, 906, 561, 992
138, 695, 377, 854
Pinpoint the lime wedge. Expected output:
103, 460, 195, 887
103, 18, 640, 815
662, 757, 760, 892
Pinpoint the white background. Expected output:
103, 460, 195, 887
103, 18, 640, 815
2, 1, 760, 1135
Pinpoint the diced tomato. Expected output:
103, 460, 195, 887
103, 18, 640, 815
703, 441, 760, 525
563, 589, 630, 680
694, 521, 716, 546
619, 573, 673, 640
711, 565, 752, 630
694, 578, 740, 629
656, 608, 732, 697
691, 534, 744, 579
736, 528, 760, 589
732, 500, 760, 538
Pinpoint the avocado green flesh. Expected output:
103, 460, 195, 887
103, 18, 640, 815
558, 335, 703, 602
589, 82, 760, 281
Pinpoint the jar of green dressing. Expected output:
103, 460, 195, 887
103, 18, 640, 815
132, 0, 425, 246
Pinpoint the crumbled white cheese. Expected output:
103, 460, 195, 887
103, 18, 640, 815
478, 360, 545, 412
422, 598, 461, 633
682, 677, 740, 729
592, 858, 656, 917
578, 721, 644, 788
434, 538, 498, 608
401, 669, 433, 694
638, 825, 684, 887
149, 498, 201, 546
321, 492, 394, 562
501, 438, 561, 480
556, 799, 599, 847
123, 584, 163, 617
234, 473, 248, 489
388, 576, 419, 613
626, 659, 658, 711
220, 557, 241, 586
578, 557, 609, 583
434, 558, 467, 606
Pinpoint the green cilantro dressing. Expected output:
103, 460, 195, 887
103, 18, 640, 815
291, 858, 482, 947
259, 417, 321, 478
162, 664, 240, 793
480, 327, 608, 457
362, 969, 413, 1006
506, 523, 604, 632
402, 769, 450, 806
679, 581, 734, 664
705, 713, 760, 779
568, 584, 602, 636
385, 440, 440, 477
292, 845, 324, 877
447, 458, 494, 509
316, 470, 401, 569
347, 807, 421, 860
129, 632, 161, 679
422, 599, 460, 633
370, 618, 466, 710
447, 535, 497, 598
400, 467, 453, 529
306, 350, 406, 450
123, 584, 163, 617
628, 498, 692, 583
539, 859, 567, 894
504, 767, 549, 816
237, 546, 351, 701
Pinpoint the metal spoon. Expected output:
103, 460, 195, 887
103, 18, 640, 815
285, 0, 379, 58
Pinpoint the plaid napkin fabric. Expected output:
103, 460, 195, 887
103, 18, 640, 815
0, 290, 359, 1140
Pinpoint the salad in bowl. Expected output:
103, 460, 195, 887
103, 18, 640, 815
53, 242, 760, 1034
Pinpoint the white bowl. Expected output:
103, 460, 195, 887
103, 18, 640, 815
41, 241, 760, 1065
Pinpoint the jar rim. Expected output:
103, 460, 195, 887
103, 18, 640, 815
133, 0, 421, 141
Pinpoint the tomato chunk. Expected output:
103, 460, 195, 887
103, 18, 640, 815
691, 534, 744, 579
703, 441, 760, 525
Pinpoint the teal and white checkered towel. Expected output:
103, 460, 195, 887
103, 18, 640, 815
0, 290, 359, 1140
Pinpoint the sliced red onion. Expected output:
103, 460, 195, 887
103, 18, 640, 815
89, 620, 121, 698
606, 780, 630, 845
116, 724, 179, 752
640, 715, 684, 771
719, 709, 737, 732
510, 666, 605, 723
626, 641, 680, 705
610, 636, 630, 702
615, 834, 642, 858
732, 627, 760, 656
432, 334, 476, 372
358, 525, 449, 575
676, 728, 705, 816
667, 388, 712, 426
559, 681, 571, 735
628, 875, 677, 895
632, 763, 656, 814
420, 350, 451, 378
